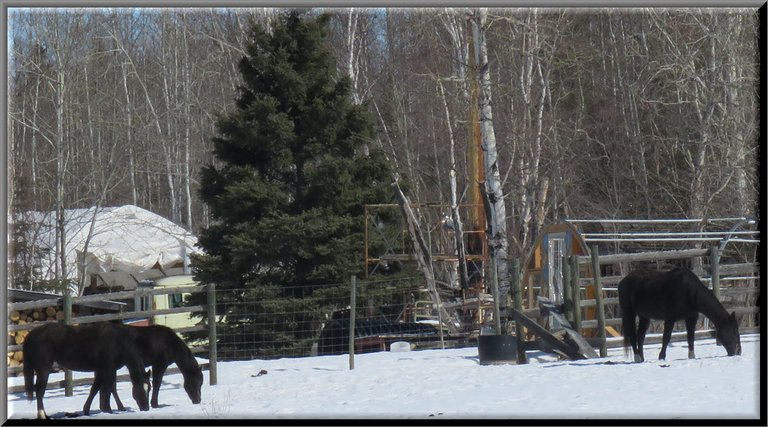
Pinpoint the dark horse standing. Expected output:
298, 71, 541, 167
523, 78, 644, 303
618, 267, 742, 363
23, 322, 151, 419
83, 324, 203, 413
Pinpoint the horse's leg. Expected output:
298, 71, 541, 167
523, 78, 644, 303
150, 365, 167, 408
635, 317, 650, 363
83, 372, 102, 416
34, 366, 51, 420
86, 371, 124, 413
658, 319, 675, 360
685, 314, 698, 359
99, 370, 116, 414
22, 360, 35, 401
113, 387, 125, 411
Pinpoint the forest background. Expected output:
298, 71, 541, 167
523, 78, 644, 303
6, 7, 760, 290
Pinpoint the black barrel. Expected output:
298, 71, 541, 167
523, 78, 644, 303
478, 334, 518, 365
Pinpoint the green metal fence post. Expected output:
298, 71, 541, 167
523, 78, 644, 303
207, 283, 218, 386
510, 258, 527, 364
63, 289, 73, 396
491, 257, 502, 335
349, 275, 356, 370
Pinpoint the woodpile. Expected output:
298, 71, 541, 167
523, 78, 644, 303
7, 306, 64, 369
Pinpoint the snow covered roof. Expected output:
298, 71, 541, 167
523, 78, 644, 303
20, 205, 199, 282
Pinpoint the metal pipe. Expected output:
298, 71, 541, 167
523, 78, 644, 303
566, 217, 752, 223
582, 238, 759, 243
581, 231, 758, 237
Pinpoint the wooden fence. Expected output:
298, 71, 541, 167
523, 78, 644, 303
558, 245, 759, 356
7, 284, 218, 395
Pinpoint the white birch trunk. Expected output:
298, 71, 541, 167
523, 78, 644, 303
438, 79, 470, 289
475, 9, 510, 302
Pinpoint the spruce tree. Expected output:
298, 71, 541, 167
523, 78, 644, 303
191, 11, 393, 359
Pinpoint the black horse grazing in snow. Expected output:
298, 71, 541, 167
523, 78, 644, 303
23, 322, 151, 419
83, 324, 203, 413
618, 267, 742, 363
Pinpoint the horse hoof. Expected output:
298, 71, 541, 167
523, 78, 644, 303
634, 354, 643, 363
688, 351, 696, 359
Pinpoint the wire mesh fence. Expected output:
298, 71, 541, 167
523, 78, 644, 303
213, 276, 447, 361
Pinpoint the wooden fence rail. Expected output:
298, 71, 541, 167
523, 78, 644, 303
6, 284, 218, 392
560, 245, 759, 351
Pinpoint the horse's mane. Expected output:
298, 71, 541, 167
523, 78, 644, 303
157, 325, 199, 371
680, 268, 730, 325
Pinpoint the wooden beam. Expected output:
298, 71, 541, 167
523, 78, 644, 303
537, 297, 598, 359
508, 308, 588, 360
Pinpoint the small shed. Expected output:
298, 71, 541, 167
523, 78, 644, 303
523, 222, 591, 309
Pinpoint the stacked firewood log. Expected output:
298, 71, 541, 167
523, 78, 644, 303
7, 307, 64, 369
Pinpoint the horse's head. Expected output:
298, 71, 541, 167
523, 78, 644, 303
131, 369, 152, 411
184, 365, 204, 404
717, 312, 742, 356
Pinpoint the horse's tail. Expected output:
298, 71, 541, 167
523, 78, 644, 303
22, 343, 34, 400
621, 310, 636, 358
618, 278, 635, 359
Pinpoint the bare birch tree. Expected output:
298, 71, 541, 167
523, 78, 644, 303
474, 8, 510, 301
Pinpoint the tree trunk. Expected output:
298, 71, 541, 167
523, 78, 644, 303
121, 62, 138, 206
438, 78, 470, 290
475, 8, 510, 302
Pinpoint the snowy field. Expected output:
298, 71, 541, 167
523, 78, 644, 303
6, 333, 762, 421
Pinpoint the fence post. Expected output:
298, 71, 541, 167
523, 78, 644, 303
562, 255, 572, 324
63, 290, 73, 396
510, 258, 527, 364
349, 275, 356, 370
490, 257, 502, 335
570, 256, 581, 334
134, 287, 142, 314
590, 245, 608, 358
206, 283, 217, 386
709, 246, 721, 301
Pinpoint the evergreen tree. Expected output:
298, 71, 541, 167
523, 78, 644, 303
191, 11, 394, 359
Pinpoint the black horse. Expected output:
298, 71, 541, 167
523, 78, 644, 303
83, 324, 203, 413
23, 322, 151, 419
618, 266, 742, 363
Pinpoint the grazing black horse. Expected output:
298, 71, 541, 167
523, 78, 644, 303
23, 322, 151, 419
83, 324, 203, 413
618, 267, 742, 363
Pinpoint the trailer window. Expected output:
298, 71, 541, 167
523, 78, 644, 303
169, 293, 184, 308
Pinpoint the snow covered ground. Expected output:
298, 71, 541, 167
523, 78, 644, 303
6, 333, 761, 421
